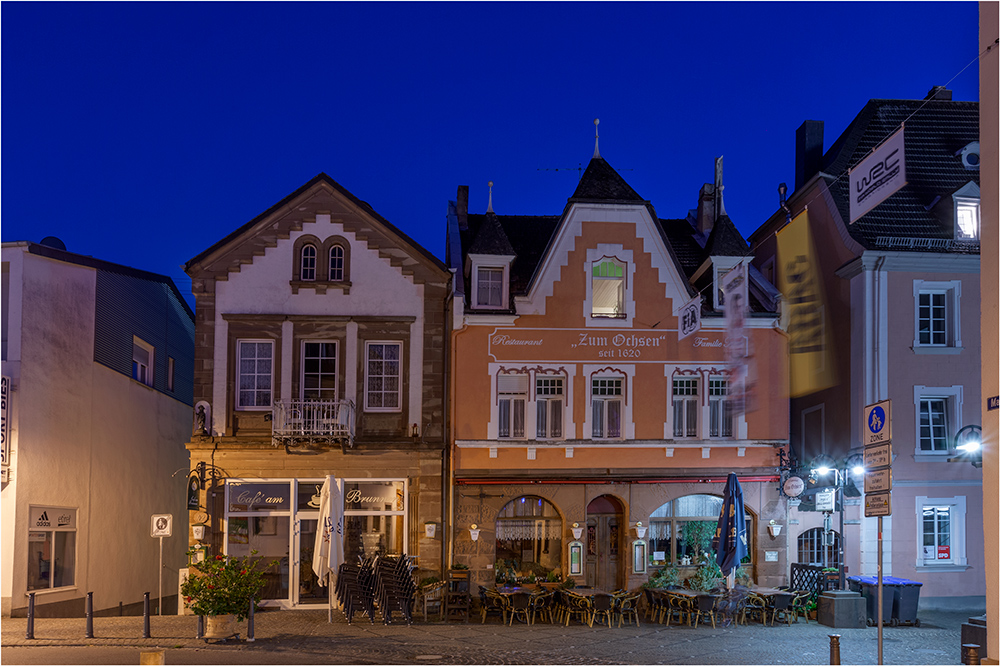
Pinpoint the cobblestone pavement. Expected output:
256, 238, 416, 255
1, 608, 973, 664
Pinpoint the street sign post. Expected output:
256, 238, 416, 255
863, 400, 891, 446
864, 468, 892, 494
150, 514, 172, 616
865, 492, 891, 516
862, 399, 892, 665
863, 443, 892, 470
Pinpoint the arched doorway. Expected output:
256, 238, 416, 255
494, 496, 563, 584
586, 495, 623, 590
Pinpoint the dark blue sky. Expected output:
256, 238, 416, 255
2, 2, 980, 305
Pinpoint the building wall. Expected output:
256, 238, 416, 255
1, 248, 192, 616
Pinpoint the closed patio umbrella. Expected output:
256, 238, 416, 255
712, 473, 748, 584
312, 475, 344, 621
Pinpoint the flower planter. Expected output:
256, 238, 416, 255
204, 614, 237, 640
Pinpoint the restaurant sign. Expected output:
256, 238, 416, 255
488, 328, 735, 363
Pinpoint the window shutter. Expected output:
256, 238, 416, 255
498, 374, 528, 394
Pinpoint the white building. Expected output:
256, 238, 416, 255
1, 240, 195, 617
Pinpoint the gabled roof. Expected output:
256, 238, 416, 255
185, 173, 448, 281
821, 98, 980, 251
568, 157, 646, 204
468, 211, 516, 257
703, 215, 749, 257
462, 214, 560, 298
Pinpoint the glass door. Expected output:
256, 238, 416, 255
294, 516, 329, 607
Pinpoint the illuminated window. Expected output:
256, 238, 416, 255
592, 260, 625, 317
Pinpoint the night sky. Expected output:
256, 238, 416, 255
1, 2, 981, 306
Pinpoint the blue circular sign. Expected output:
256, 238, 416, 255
868, 406, 886, 433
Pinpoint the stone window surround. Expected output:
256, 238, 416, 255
291, 234, 352, 294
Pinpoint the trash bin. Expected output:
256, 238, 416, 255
882, 576, 922, 626
847, 575, 892, 626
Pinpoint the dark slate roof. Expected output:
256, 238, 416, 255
821, 98, 980, 251
657, 218, 705, 278
703, 215, 749, 257
462, 214, 561, 307
468, 211, 516, 257
569, 157, 646, 203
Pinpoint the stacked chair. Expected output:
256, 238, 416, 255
334, 555, 417, 625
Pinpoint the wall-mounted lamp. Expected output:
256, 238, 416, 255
634, 521, 647, 540
571, 522, 584, 540
192, 525, 206, 541
767, 520, 782, 538
411, 423, 420, 438
469, 524, 481, 542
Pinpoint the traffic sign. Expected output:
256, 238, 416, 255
865, 492, 891, 517
151, 514, 173, 538
863, 400, 891, 446
864, 443, 892, 470
864, 468, 892, 494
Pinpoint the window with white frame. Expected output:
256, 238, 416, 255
913, 280, 961, 350
132, 337, 154, 386
913, 385, 962, 456
497, 373, 527, 439
300, 244, 317, 281
916, 495, 967, 567
476, 266, 504, 308
955, 199, 979, 240
365, 342, 401, 411
27, 506, 77, 591
302, 341, 337, 401
592, 259, 625, 317
237, 340, 273, 409
673, 378, 699, 438
709, 378, 733, 437
592, 377, 623, 438
536, 376, 564, 439
329, 245, 345, 281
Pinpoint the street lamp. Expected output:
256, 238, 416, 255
811, 454, 865, 590
948, 425, 982, 468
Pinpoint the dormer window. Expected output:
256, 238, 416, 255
477, 267, 504, 307
955, 199, 979, 240
300, 244, 317, 281
592, 259, 624, 317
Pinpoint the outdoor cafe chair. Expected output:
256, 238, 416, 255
741, 592, 769, 625
768, 592, 795, 626
479, 586, 506, 624
530, 590, 555, 624
691, 594, 720, 628
663, 592, 691, 627
642, 588, 657, 622
507, 591, 533, 625
790, 591, 813, 623
589, 592, 615, 628
715, 586, 748, 627
614, 592, 642, 628
562, 591, 592, 626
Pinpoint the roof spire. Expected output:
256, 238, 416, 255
487, 181, 494, 213
714, 156, 726, 220
593, 118, 601, 159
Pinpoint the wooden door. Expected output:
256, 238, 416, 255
585, 514, 622, 590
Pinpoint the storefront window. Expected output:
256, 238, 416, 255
27, 506, 77, 591
495, 496, 562, 584
649, 494, 753, 567
227, 516, 291, 600
343, 480, 406, 563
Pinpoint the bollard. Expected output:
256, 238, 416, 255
828, 634, 841, 665
196, 614, 204, 639
26, 592, 35, 640
143, 592, 151, 638
961, 644, 981, 665
119, 601, 123, 617
85, 592, 94, 638
247, 600, 255, 642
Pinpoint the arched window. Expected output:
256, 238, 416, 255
591, 259, 625, 317
495, 496, 562, 583
330, 244, 345, 281
649, 494, 754, 567
797, 528, 841, 568
300, 244, 317, 281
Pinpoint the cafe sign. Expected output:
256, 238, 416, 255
344, 481, 404, 512
227, 482, 289, 512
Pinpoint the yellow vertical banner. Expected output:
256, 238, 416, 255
776, 211, 837, 397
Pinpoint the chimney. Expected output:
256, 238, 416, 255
457, 185, 469, 231
925, 86, 952, 101
696, 183, 716, 235
795, 120, 825, 191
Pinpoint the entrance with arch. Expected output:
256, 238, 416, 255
585, 494, 623, 590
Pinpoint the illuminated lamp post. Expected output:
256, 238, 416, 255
948, 425, 982, 468
811, 454, 865, 590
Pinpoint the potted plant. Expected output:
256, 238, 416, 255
181, 549, 273, 638
687, 560, 723, 593
643, 565, 680, 589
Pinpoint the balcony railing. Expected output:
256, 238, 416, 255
271, 399, 355, 448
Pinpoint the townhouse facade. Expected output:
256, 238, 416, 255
749, 87, 985, 609
445, 148, 791, 592
1, 240, 194, 617
182, 174, 450, 609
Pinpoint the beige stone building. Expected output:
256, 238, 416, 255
182, 174, 450, 609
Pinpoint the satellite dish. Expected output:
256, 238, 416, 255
39, 236, 67, 251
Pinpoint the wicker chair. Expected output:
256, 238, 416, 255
614, 592, 642, 628
506, 591, 532, 625
479, 586, 506, 624
530, 590, 555, 624
691, 594, 720, 628
589, 592, 615, 628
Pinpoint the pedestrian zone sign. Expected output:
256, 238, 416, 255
863, 400, 891, 447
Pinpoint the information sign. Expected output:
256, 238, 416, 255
864, 443, 892, 470
864, 468, 892, 494
863, 400, 891, 447
864, 492, 891, 517
815, 489, 836, 512
151, 514, 173, 538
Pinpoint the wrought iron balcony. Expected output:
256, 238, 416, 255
271, 399, 355, 448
